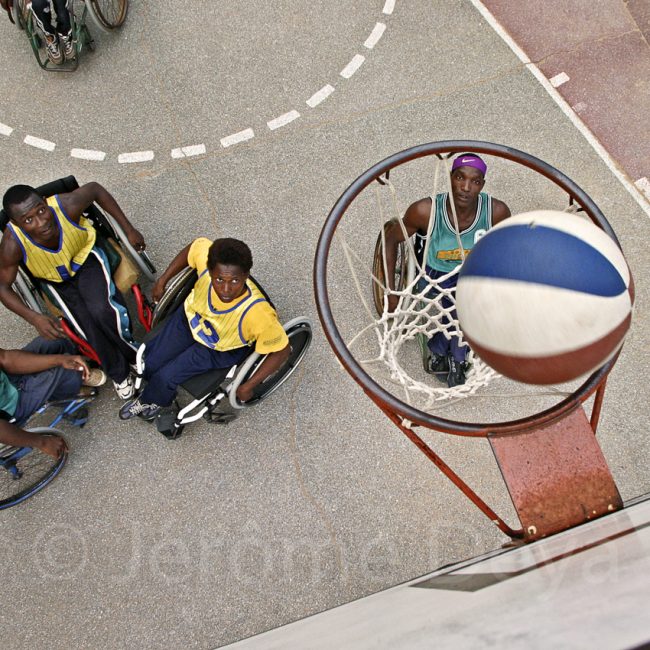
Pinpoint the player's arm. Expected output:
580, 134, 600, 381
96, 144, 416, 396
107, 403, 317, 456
0, 348, 89, 380
235, 344, 290, 403
383, 198, 430, 312
151, 243, 193, 303
492, 198, 511, 225
0, 238, 64, 339
0, 419, 67, 458
60, 182, 146, 251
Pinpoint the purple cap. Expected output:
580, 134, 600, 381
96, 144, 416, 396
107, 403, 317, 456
451, 154, 487, 177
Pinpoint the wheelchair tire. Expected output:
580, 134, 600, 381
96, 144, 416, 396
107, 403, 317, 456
14, 268, 46, 315
151, 267, 198, 328
0, 428, 67, 511
372, 219, 411, 316
228, 317, 312, 410
11, 0, 26, 29
86, 0, 128, 33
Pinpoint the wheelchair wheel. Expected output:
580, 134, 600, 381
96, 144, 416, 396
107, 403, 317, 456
229, 317, 313, 410
86, 0, 128, 33
151, 267, 197, 328
14, 268, 47, 315
0, 428, 67, 511
11, 0, 27, 29
372, 219, 411, 316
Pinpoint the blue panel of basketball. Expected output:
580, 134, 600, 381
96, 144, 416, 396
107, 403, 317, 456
460, 225, 627, 297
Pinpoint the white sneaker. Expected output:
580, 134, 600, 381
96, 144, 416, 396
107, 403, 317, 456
59, 30, 75, 60
44, 33, 63, 65
113, 375, 136, 400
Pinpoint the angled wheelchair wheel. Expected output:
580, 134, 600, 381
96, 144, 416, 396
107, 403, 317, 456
151, 267, 198, 328
11, 0, 27, 29
86, 0, 128, 33
14, 268, 47, 315
229, 317, 313, 410
0, 428, 67, 511
372, 219, 411, 316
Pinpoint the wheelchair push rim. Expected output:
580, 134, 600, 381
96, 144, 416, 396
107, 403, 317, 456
228, 317, 313, 410
85, 0, 128, 33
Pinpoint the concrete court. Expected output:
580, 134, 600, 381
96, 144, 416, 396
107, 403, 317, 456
0, 1, 648, 648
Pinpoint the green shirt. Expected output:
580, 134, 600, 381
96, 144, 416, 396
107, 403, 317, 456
0, 370, 19, 418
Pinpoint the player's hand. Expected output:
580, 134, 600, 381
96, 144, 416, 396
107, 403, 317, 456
33, 314, 65, 339
60, 355, 90, 380
387, 294, 399, 313
37, 434, 68, 459
127, 228, 146, 252
151, 278, 167, 303
236, 383, 254, 403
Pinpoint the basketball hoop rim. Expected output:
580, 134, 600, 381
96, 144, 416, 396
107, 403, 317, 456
313, 140, 618, 436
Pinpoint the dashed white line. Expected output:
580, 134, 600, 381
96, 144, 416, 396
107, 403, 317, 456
171, 144, 206, 159
635, 177, 650, 200
383, 0, 396, 15
0, 122, 13, 136
340, 54, 365, 79
267, 110, 301, 131
118, 150, 154, 164
364, 22, 386, 49
220, 128, 255, 148
550, 72, 570, 87
307, 84, 335, 108
70, 148, 107, 161
24, 135, 56, 151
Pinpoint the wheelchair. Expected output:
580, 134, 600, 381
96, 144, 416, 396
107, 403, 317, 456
135, 267, 313, 440
0, 175, 156, 366
8, 0, 128, 71
0, 389, 96, 510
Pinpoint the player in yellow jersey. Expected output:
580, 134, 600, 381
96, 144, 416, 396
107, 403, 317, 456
119, 237, 290, 421
0, 183, 146, 399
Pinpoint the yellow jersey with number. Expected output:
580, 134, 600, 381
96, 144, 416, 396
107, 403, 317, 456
183, 238, 288, 353
7, 195, 96, 283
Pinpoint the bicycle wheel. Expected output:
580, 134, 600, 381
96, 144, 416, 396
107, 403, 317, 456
229, 317, 313, 409
85, 0, 128, 33
0, 428, 67, 510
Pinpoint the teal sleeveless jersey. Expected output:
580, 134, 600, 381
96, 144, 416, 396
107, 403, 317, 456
424, 192, 493, 273
0, 371, 18, 418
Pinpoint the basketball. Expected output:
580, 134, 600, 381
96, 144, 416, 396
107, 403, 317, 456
456, 210, 634, 384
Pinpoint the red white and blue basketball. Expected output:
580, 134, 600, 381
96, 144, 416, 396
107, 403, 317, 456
456, 210, 634, 384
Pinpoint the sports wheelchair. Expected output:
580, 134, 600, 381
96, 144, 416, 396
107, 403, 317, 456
135, 267, 313, 440
0, 389, 96, 510
7, 0, 128, 71
0, 175, 156, 365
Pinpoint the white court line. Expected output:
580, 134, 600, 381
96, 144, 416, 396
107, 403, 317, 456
364, 22, 386, 49
118, 150, 154, 164
268, 110, 300, 131
221, 128, 254, 148
340, 54, 365, 79
635, 177, 650, 200
550, 72, 570, 87
71, 148, 106, 161
383, 0, 396, 15
469, 0, 650, 218
307, 84, 335, 108
171, 144, 206, 159
24, 135, 55, 151
0, 122, 13, 136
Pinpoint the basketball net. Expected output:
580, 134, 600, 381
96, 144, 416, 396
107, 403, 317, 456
337, 156, 580, 413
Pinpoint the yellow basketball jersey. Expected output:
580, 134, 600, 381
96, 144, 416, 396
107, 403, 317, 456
7, 195, 96, 283
184, 272, 271, 351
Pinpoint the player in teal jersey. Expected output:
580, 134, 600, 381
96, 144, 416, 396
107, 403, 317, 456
384, 154, 510, 387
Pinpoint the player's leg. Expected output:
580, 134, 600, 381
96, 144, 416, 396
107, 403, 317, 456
30, 0, 63, 64
52, 0, 74, 60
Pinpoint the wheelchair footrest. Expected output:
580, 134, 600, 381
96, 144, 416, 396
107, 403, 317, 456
155, 405, 182, 440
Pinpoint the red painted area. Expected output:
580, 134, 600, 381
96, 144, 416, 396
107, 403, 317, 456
482, 0, 650, 194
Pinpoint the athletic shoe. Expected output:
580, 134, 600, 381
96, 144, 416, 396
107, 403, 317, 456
447, 356, 467, 388
59, 30, 75, 60
44, 33, 63, 65
426, 353, 449, 375
119, 398, 162, 421
83, 368, 107, 387
113, 375, 136, 400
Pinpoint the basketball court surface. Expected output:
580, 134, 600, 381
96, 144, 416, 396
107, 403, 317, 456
0, 1, 648, 648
